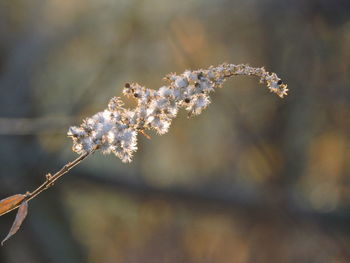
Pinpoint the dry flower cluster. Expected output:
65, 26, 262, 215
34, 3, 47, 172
0, 63, 287, 245
68, 63, 288, 162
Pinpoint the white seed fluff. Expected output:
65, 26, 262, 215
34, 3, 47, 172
68, 63, 288, 162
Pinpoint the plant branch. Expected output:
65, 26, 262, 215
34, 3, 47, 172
1, 148, 96, 217
0, 63, 288, 245
27, 150, 95, 202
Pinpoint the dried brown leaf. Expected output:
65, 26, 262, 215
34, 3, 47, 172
0, 194, 26, 216
1, 201, 28, 246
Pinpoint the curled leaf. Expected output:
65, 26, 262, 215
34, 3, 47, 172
0, 194, 26, 216
1, 201, 28, 246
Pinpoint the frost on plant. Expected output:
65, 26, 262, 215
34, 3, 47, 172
68, 63, 288, 163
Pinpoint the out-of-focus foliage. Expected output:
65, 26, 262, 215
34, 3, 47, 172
0, 0, 349, 262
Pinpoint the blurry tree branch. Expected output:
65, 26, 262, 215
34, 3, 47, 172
70, 170, 350, 233
0, 117, 74, 135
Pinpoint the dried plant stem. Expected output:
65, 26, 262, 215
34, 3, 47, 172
0, 63, 288, 245
27, 150, 95, 201
2, 149, 95, 216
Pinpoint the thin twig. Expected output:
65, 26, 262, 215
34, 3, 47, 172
1, 148, 96, 216
27, 150, 95, 202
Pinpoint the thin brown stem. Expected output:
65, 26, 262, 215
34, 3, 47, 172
26, 150, 95, 202
1, 149, 96, 216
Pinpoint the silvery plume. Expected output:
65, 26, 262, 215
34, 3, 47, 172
68, 63, 288, 163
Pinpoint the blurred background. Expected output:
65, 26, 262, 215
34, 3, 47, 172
0, 0, 349, 262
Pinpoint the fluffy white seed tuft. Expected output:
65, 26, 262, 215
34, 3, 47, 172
68, 63, 288, 162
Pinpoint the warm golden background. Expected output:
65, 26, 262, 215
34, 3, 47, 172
0, 0, 349, 262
